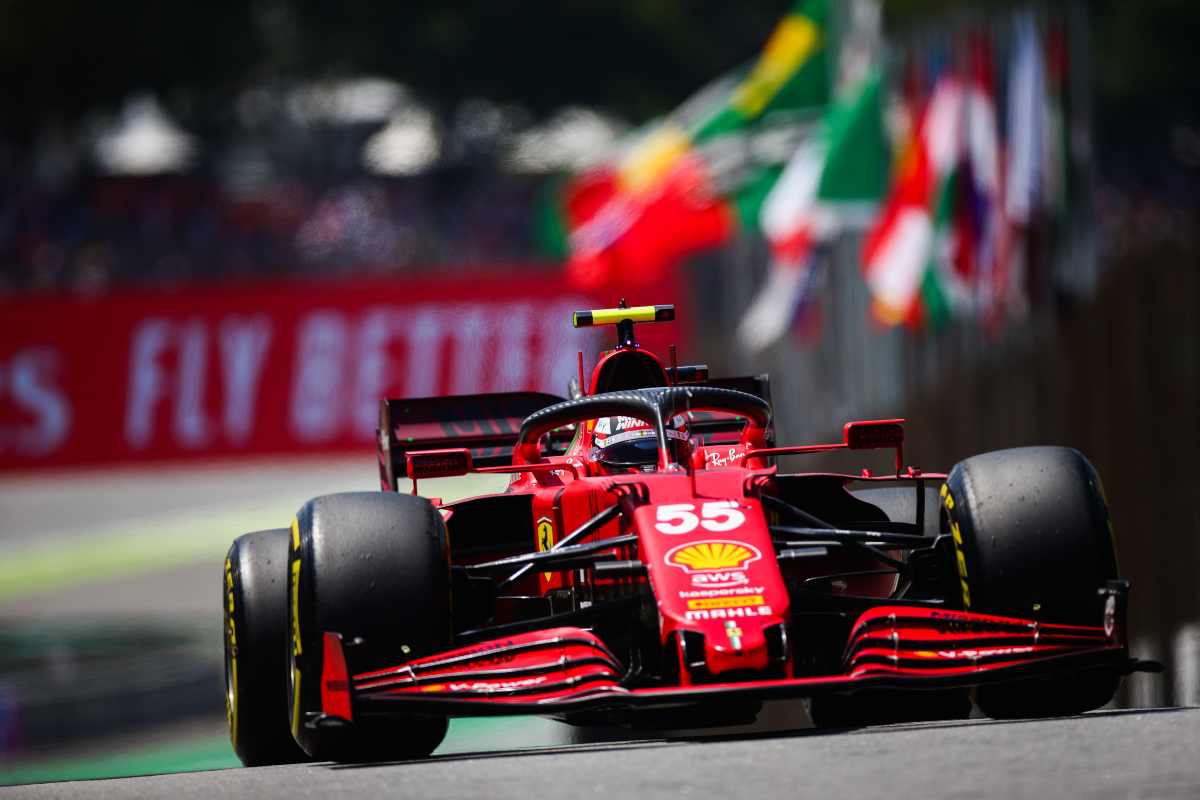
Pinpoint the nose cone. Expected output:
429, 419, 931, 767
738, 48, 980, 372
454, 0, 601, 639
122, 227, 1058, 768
632, 485, 790, 680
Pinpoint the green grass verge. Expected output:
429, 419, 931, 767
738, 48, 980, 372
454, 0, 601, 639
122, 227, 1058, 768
0, 735, 240, 786
0, 717, 559, 786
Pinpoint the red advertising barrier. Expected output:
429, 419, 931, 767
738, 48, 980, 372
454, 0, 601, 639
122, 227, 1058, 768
0, 273, 687, 470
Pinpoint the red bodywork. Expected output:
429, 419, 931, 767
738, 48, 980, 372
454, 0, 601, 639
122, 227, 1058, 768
331, 328, 1137, 728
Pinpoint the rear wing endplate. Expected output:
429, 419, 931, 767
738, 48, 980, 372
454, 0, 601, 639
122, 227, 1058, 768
378, 392, 564, 491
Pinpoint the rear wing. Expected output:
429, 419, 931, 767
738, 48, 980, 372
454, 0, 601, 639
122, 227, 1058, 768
688, 373, 774, 447
377, 392, 564, 491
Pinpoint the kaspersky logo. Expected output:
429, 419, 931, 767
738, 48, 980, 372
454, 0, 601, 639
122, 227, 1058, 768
666, 540, 761, 576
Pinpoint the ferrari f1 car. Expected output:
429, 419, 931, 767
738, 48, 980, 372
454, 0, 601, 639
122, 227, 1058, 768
223, 302, 1152, 765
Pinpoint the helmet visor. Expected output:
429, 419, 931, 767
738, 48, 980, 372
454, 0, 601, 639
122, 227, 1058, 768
592, 425, 688, 470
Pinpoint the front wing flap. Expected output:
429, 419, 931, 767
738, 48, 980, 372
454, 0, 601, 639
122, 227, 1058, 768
352, 627, 623, 702
319, 585, 1144, 723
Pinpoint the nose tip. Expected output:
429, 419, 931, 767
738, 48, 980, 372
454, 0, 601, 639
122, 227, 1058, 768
704, 621, 769, 674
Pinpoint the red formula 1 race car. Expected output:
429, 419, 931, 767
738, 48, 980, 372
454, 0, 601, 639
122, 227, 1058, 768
223, 303, 1153, 765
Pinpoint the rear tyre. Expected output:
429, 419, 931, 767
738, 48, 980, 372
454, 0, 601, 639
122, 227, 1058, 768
288, 492, 451, 761
224, 529, 309, 767
943, 446, 1120, 719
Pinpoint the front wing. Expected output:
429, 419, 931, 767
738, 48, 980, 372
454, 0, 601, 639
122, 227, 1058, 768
315, 584, 1149, 725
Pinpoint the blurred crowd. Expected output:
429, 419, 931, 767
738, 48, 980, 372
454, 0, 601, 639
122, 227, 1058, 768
0, 164, 1191, 299
10, 183, 1200, 305
0, 171, 550, 296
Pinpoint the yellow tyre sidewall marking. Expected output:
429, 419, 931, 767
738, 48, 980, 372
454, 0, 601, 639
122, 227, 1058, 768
290, 517, 303, 738
941, 483, 971, 609
224, 555, 239, 747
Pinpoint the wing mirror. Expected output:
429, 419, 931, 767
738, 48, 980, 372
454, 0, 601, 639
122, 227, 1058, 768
843, 419, 904, 449
406, 448, 472, 493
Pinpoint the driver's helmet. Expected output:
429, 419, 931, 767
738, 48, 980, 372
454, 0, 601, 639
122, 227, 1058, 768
590, 414, 689, 473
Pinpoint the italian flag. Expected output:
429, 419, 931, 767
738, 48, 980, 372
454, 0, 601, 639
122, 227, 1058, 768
738, 70, 891, 351
861, 75, 964, 326
562, 0, 832, 290
916, 35, 1003, 328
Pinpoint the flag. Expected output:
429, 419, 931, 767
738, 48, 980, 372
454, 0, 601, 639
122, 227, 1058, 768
1042, 21, 1070, 222
960, 33, 1002, 319
919, 75, 971, 327
561, 0, 833, 290
861, 74, 964, 326
692, 0, 830, 144
566, 148, 735, 288
1005, 13, 1046, 226
910, 36, 1004, 328
990, 12, 1047, 323
738, 70, 891, 351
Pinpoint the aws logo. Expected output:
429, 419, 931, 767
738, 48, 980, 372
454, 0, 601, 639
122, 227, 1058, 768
665, 540, 761, 574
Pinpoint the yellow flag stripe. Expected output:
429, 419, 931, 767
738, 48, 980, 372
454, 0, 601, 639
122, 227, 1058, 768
616, 123, 691, 195
731, 15, 822, 118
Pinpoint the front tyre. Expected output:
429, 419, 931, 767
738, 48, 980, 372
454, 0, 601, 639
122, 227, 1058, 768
224, 529, 309, 767
288, 492, 451, 761
944, 446, 1120, 718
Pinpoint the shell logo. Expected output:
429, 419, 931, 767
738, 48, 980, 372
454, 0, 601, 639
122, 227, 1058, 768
666, 540, 761, 573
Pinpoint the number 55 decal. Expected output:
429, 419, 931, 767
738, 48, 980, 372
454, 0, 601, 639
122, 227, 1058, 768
654, 501, 746, 534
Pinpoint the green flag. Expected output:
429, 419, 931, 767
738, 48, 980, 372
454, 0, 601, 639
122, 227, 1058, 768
693, 0, 832, 143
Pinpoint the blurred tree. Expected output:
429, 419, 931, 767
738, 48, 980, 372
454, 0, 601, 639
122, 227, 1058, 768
0, 0, 792, 145
0, 1, 257, 143
1090, 0, 1200, 184
2, 0, 1193, 187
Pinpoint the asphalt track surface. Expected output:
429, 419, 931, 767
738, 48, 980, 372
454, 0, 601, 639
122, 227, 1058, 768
6, 707, 1200, 799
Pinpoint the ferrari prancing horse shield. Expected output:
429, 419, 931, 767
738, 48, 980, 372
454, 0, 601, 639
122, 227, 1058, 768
536, 517, 555, 581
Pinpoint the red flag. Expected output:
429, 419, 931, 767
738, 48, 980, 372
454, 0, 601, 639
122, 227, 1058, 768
565, 153, 734, 289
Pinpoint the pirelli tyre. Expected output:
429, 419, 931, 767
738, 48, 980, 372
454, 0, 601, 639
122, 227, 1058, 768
287, 492, 451, 761
943, 446, 1121, 719
224, 529, 309, 767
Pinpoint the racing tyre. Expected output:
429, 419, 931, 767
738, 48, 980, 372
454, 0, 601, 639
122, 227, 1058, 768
288, 492, 451, 761
943, 446, 1120, 719
224, 529, 310, 767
